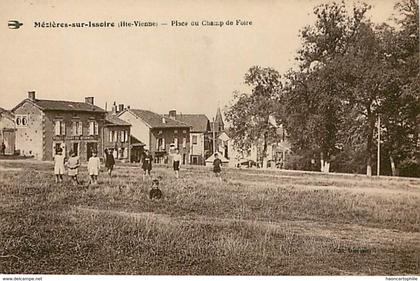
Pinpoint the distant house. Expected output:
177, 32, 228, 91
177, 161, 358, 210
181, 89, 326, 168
165, 110, 211, 165
0, 107, 16, 155
118, 108, 191, 164
103, 103, 131, 161
11, 91, 106, 161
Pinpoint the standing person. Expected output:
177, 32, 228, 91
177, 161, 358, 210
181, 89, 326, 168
67, 150, 80, 185
54, 147, 65, 183
142, 150, 153, 180
88, 151, 101, 185
213, 153, 223, 183
104, 148, 115, 178
1, 142, 5, 156
172, 148, 181, 179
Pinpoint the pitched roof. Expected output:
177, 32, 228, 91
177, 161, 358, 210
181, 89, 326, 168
0, 107, 14, 119
105, 112, 131, 126
13, 99, 105, 113
127, 109, 190, 128
164, 114, 210, 132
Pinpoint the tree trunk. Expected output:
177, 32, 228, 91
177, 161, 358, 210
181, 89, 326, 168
366, 110, 375, 177
262, 132, 268, 168
389, 155, 400, 176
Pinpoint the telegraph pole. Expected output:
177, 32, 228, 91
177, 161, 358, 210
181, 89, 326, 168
212, 117, 216, 154
377, 114, 381, 176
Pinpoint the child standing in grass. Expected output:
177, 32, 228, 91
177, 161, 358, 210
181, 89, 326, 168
213, 153, 222, 183
173, 148, 181, 179
104, 148, 115, 178
88, 151, 101, 185
67, 150, 80, 185
54, 148, 65, 183
142, 150, 153, 180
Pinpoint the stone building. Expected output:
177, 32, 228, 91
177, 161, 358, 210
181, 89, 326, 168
12, 91, 106, 161
118, 108, 190, 164
103, 103, 131, 161
0, 107, 16, 155
164, 110, 211, 165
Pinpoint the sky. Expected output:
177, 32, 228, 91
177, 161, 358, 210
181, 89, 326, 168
0, 0, 398, 119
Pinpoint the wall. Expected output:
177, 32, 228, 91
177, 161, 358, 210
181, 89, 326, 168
119, 111, 150, 149
103, 125, 131, 160
150, 127, 190, 163
43, 110, 105, 161
14, 101, 44, 160
190, 132, 206, 165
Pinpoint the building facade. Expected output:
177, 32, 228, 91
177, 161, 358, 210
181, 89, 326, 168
103, 109, 131, 161
0, 108, 16, 155
165, 110, 211, 165
118, 108, 191, 164
12, 92, 106, 161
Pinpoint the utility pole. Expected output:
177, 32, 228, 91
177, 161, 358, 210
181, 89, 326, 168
377, 114, 381, 176
212, 117, 216, 155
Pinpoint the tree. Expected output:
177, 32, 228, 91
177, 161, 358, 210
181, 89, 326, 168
225, 66, 282, 168
283, 1, 369, 172
377, 0, 419, 176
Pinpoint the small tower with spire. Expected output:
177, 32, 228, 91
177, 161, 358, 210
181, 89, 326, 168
214, 107, 224, 132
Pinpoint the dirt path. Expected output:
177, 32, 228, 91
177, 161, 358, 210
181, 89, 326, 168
74, 206, 420, 250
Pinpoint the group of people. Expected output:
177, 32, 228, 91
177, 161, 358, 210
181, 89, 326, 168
53, 147, 224, 185
53, 148, 115, 185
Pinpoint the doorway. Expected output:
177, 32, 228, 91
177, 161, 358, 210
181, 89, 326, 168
87, 142, 97, 159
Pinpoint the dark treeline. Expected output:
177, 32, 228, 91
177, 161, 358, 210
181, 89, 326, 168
226, 0, 419, 177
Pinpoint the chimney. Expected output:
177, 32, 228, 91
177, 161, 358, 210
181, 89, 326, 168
169, 110, 177, 119
118, 104, 124, 113
85, 97, 94, 105
28, 91, 36, 101
112, 102, 117, 115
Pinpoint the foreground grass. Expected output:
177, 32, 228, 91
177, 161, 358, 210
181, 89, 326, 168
0, 160, 419, 275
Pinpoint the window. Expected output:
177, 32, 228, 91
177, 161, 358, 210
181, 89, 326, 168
174, 138, 179, 148
109, 131, 113, 142
124, 131, 128, 143
89, 121, 98, 135
183, 137, 187, 148
72, 121, 82, 136
157, 138, 165, 151
113, 130, 118, 142
55, 120, 65, 136
174, 130, 178, 134
15, 115, 29, 127
192, 135, 198, 145
120, 131, 125, 142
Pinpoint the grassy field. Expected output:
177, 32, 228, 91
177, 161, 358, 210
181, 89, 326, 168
0, 160, 419, 275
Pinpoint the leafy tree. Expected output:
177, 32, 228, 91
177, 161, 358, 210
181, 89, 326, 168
283, 1, 369, 172
225, 66, 282, 167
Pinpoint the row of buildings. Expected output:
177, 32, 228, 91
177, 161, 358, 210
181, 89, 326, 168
0, 91, 241, 166
0, 91, 293, 167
